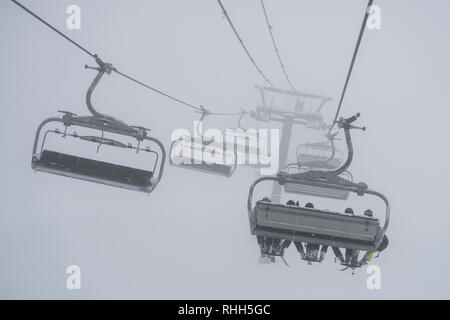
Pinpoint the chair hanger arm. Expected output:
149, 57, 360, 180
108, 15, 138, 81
32, 117, 64, 157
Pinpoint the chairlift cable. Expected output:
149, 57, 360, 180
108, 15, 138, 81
11, 0, 241, 118
216, 0, 275, 87
328, 0, 374, 135
11, 0, 97, 59
114, 69, 242, 116
111, 69, 202, 112
210, 111, 243, 116
260, 0, 297, 92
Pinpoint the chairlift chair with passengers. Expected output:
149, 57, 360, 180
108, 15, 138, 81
247, 114, 390, 269
32, 58, 166, 194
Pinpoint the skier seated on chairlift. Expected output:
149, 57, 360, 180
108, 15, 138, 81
332, 209, 389, 269
286, 201, 328, 264
258, 198, 292, 263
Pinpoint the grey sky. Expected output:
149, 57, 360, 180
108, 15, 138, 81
1, 0, 449, 299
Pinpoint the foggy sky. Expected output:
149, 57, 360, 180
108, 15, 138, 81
1, 0, 449, 299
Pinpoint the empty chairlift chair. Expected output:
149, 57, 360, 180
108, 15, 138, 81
169, 114, 237, 177
31, 59, 166, 194
285, 114, 363, 200
252, 86, 332, 130
296, 142, 343, 171
169, 135, 237, 177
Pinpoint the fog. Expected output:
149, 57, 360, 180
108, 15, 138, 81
1, 0, 449, 299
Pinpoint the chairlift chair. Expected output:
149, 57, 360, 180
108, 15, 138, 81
169, 135, 237, 177
296, 142, 343, 170
246, 114, 390, 266
284, 114, 363, 200
169, 112, 237, 177
253, 86, 332, 130
31, 59, 166, 194
248, 173, 389, 264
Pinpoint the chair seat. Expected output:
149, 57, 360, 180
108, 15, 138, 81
32, 150, 153, 192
